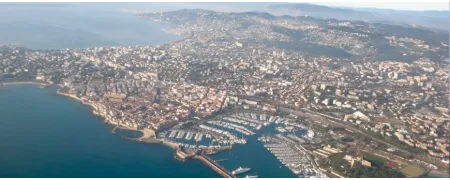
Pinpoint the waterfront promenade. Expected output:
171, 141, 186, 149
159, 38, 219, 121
1, 81, 49, 86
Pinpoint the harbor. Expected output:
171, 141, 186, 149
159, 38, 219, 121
4, 84, 341, 178
138, 112, 309, 178
261, 137, 328, 178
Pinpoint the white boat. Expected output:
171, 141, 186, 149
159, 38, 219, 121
244, 175, 258, 178
232, 167, 251, 175
307, 129, 315, 138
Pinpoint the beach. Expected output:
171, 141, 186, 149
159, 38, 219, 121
1, 81, 49, 86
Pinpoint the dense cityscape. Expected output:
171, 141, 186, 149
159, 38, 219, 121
0, 8, 449, 178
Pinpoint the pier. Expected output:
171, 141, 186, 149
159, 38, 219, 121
125, 136, 234, 178
193, 153, 235, 178
174, 148, 191, 161
111, 125, 119, 134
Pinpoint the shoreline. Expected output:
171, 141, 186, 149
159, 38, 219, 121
15, 84, 229, 178
1, 81, 50, 86
54, 89, 182, 151
55, 90, 149, 134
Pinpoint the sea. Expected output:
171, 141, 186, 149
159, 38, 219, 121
0, 3, 181, 50
0, 84, 220, 177
0, 4, 297, 178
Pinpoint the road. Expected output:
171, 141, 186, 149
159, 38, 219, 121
235, 94, 411, 154
280, 107, 449, 171
203, 93, 447, 172
286, 107, 410, 154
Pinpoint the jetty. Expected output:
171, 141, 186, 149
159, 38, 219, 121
111, 125, 119, 134
193, 153, 235, 178
126, 134, 234, 178
174, 148, 192, 161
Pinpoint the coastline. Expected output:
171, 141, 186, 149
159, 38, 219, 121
1, 81, 49, 86
54, 89, 175, 147
55, 90, 146, 133
0, 80, 223, 178
11, 84, 228, 178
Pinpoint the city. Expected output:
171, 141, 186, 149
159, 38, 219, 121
0, 3, 449, 178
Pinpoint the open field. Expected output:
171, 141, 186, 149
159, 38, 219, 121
362, 152, 388, 165
398, 165, 427, 177
361, 151, 426, 177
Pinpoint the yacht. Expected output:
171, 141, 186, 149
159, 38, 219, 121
232, 167, 251, 175
244, 175, 258, 178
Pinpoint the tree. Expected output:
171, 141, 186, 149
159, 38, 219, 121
346, 164, 404, 178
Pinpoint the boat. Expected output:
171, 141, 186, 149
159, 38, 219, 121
244, 175, 258, 178
232, 167, 251, 175
307, 129, 315, 138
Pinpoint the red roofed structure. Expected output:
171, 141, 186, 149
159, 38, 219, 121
385, 161, 397, 168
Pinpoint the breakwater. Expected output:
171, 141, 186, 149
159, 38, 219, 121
193, 154, 235, 178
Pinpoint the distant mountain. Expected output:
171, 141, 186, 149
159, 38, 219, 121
265, 3, 448, 31
142, 8, 448, 62
355, 8, 448, 18
266, 3, 382, 22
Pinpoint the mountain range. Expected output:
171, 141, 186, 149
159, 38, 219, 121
265, 3, 448, 31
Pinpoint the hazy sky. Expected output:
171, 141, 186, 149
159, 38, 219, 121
313, 2, 449, 11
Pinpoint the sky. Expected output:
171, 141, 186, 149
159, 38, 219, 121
313, 2, 449, 11
0, 2, 448, 11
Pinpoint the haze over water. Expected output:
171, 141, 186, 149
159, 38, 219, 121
0, 3, 181, 50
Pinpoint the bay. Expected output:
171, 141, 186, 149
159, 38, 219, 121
0, 4, 181, 50
0, 84, 219, 178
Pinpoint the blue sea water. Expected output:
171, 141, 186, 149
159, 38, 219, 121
0, 85, 219, 178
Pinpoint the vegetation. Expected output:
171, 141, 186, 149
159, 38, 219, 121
340, 136, 355, 143
361, 152, 388, 166
325, 152, 405, 178
347, 164, 405, 178
326, 153, 350, 171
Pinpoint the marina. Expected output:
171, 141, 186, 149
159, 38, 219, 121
153, 112, 316, 178
157, 113, 297, 150
259, 134, 328, 178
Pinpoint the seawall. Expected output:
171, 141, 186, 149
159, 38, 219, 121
193, 154, 235, 178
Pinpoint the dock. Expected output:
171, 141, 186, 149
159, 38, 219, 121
193, 154, 235, 178
174, 148, 192, 161
111, 125, 119, 134
124, 137, 234, 178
